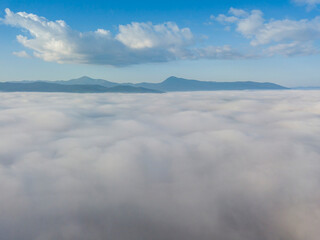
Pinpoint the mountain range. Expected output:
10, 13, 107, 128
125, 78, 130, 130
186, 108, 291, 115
0, 76, 288, 93
0, 81, 161, 93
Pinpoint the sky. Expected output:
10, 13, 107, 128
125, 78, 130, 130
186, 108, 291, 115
0, 0, 320, 86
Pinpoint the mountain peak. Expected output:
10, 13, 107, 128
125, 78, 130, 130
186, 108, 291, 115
77, 76, 93, 80
163, 76, 187, 83
166, 76, 178, 80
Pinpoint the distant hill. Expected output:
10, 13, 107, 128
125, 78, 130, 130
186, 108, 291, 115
132, 76, 288, 91
103, 85, 162, 93
0, 82, 161, 93
54, 76, 118, 88
63, 76, 287, 91
3, 76, 288, 93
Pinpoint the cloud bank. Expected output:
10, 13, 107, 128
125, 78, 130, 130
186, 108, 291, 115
2, 7, 320, 65
0, 91, 320, 240
1, 8, 241, 66
214, 7, 320, 56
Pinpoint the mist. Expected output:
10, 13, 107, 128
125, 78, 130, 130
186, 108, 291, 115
0, 91, 319, 240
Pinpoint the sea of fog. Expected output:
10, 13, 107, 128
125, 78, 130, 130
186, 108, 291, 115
0, 91, 319, 240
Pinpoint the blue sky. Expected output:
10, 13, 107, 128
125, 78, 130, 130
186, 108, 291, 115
0, 0, 320, 86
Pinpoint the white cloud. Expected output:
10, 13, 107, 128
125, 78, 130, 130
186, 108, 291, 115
228, 7, 248, 17
215, 14, 239, 23
116, 22, 193, 49
215, 7, 320, 56
250, 17, 320, 46
266, 41, 319, 56
293, 0, 320, 9
194, 45, 244, 59
12, 50, 30, 58
1, 8, 242, 66
236, 10, 264, 38
0, 91, 320, 240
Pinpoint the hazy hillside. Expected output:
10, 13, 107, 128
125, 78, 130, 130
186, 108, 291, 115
54, 76, 119, 88
133, 76, 288, 91
0, 82, 161, 93
3, 76, 288, 93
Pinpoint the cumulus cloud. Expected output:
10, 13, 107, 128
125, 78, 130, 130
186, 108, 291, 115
0, 91, 320, 240
116, 22, 193, 49
215, 7, 320, 56
0, 8, 243, 66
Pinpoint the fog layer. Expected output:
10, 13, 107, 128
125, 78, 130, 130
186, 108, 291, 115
0, 91, 319, 240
